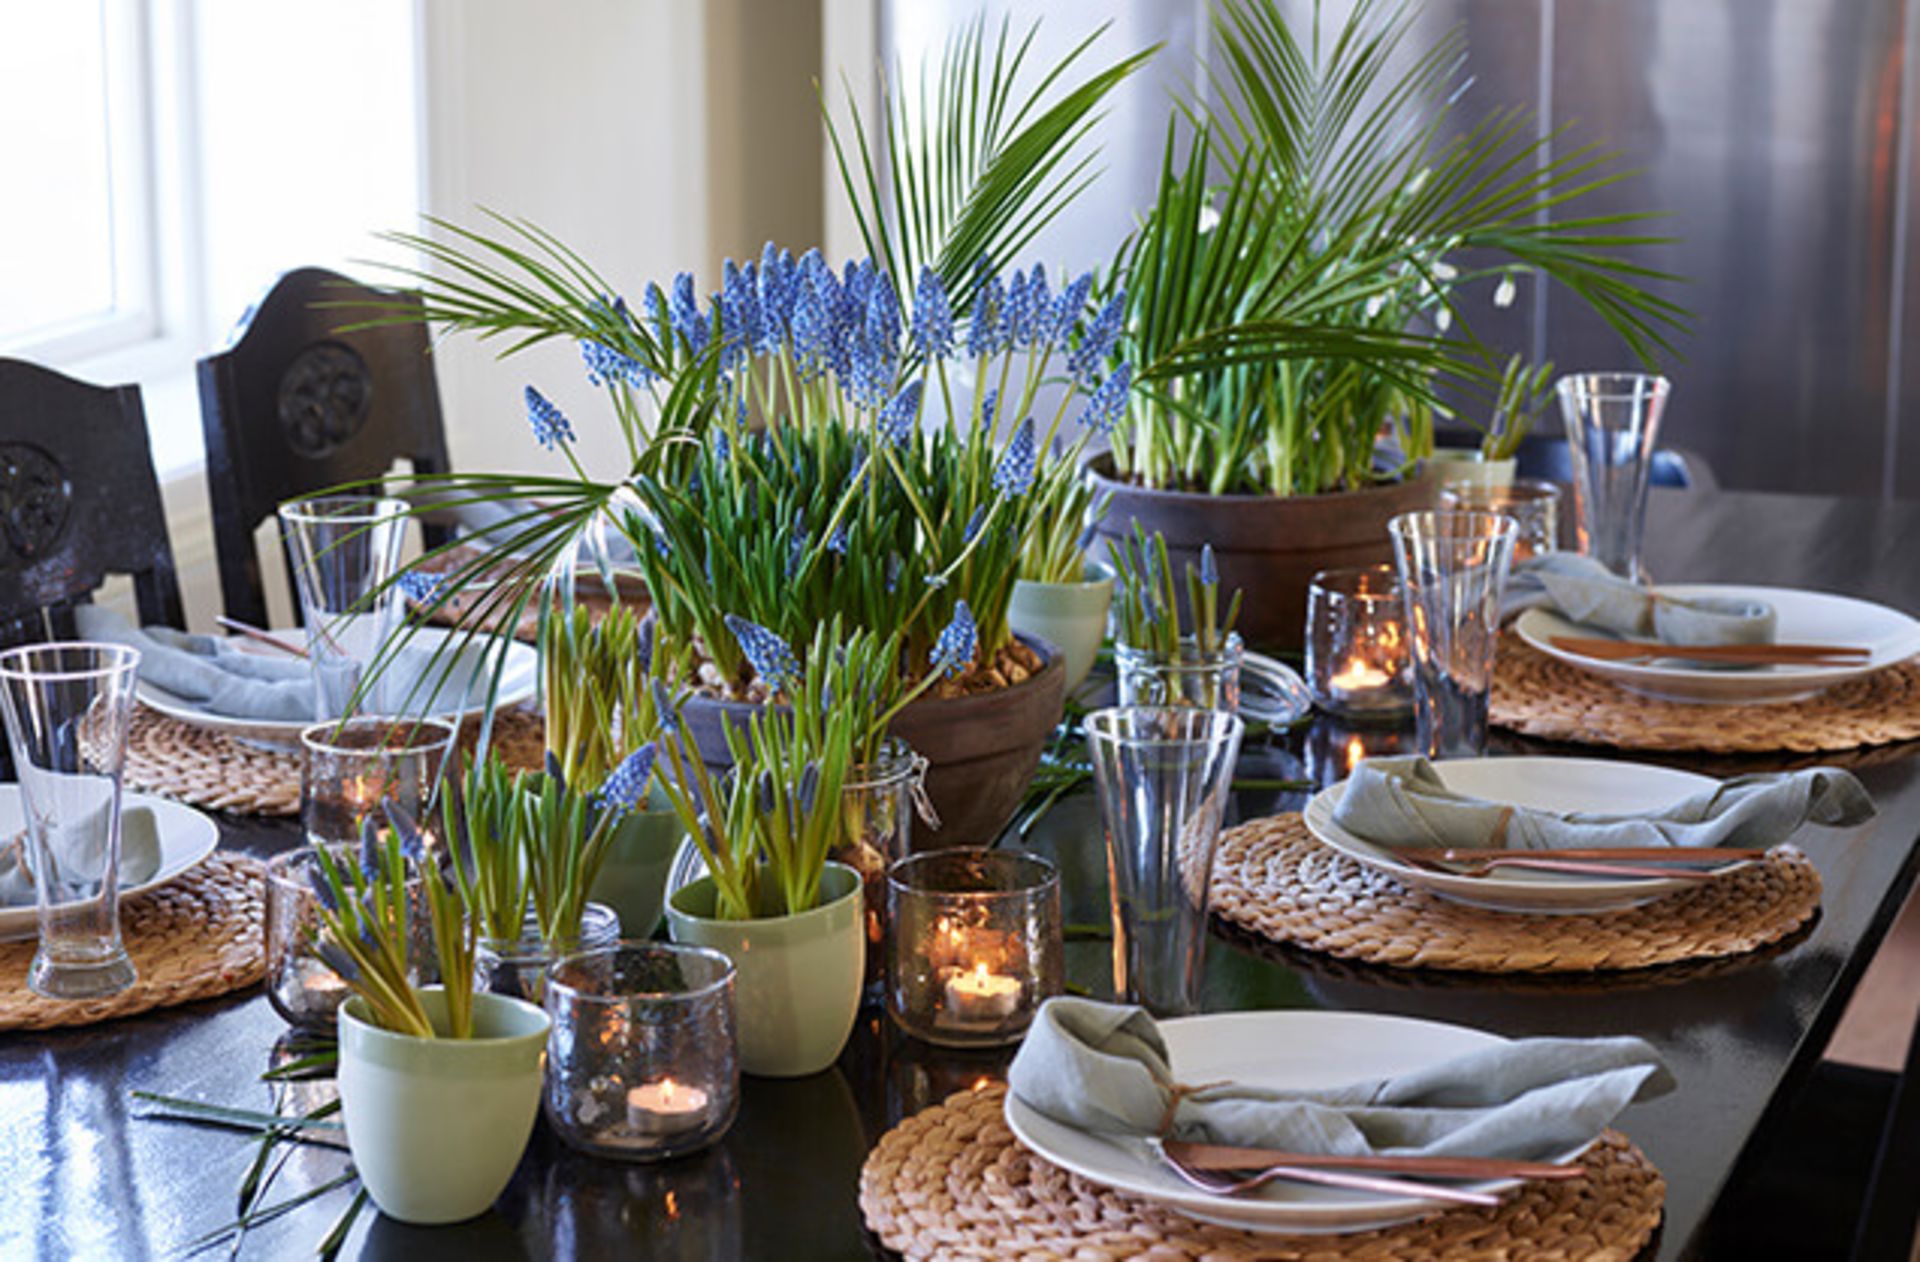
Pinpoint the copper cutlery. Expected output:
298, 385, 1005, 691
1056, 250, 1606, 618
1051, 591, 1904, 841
1399, 853, 1723, 881
1160, 1139, 1585, 1182
1549, 635, 1869, 667
215, 616, 310, 659
1150, 1139, 1510, 1205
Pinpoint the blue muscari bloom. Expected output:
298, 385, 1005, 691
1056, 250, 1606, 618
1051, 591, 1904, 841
794, 762, 821, 816
597, 744, 657, 816
886, 553, 903, 594
358, 817, 381, 878
581, 339, 649, 390
932, 600, 978, 679
712, 427, 732, 463
525, 386, 575, 449
962, 505, 986, 544
1048, 271, 1094, 347
1002, 270, 1030, 350
1075, 521, 1098, 553
381, 802, 427, 863
878, 380, 922, 446
725, 614, 802, 693
992, 417, 1037, 497
787, 529, 808, 577
1079, 363, 1133, 435
755, 770, 777, 816
826, 521, 850, 554
911, 267, 953, 360
308, 861, 338, 912
1200, 543, 1218, 587
791, 267, 833, 380
754, 244, 790, 350
1014, 264, 1050, 349
317, 941, 361, 983
396, 570, 443, 605
968, 273, 1005, 358
718, 260, 761, 371
669, 273, 709, 353
977, 388, 998, 435
1069, 291, 1126, 385
650, 679, 680, 733
636, 617, 655, 674
545, 749, 568, 794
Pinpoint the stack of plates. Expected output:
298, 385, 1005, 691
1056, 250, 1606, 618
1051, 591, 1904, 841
0, 788, 220, 940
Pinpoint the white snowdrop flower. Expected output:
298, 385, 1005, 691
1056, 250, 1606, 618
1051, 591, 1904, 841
1435, 307, 1453, 332
1198, 203, 1221, 233
1493, 275, 1518, 308
1433, 261, 1458, 281
1364, 294, 1386, 319
1406, 168, 1430, 196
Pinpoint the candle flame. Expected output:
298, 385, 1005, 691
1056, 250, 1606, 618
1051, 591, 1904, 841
971, 961, 988, 982
659, 1077, 678, 1104
664, 1190, 680, 1220
1345, 734, 1366, 773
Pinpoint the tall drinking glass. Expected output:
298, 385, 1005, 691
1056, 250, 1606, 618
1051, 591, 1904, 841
1084, 707, 1243, 1016
1389, 511, 1518, 760
1554, 372, 1670, 579
0, 642, 142, 999
278, 495, 409, 719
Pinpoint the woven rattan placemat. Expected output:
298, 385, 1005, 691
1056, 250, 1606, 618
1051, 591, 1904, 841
412, 544, 641, 642
861, 1086, 1665, 1261
1209, 814, 1822, 974
0, 852, 264, 1032
1491, 640, 1920, 753
123, 705, 548, 818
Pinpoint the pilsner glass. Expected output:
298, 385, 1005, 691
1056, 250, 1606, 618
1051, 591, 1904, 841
1554, 373, 1670, 579
1389, 511, 1518, 760
0, 642, 142, 999
277, 495, 409, 719
1085, 707, 1243, 1016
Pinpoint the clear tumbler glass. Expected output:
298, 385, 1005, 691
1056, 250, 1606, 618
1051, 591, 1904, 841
1554, 372, 1670, 579
1389, 510, 1519, 760
277, 495, 409, 719
0, 642, 142, 999
1084, 706, 1244, 1017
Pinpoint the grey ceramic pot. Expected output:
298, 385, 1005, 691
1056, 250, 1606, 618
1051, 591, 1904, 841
1086, 454, 1437, 653
678, 633, 1066, 850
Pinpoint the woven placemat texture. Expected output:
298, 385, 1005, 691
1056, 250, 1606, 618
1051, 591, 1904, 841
413, 544, 642, 642
0, 852, 264, 1032
1491, 639, 1920, 753
861, 1085, 1664, 1261
1209, 814, 1822, 974
123, 705, 548, 818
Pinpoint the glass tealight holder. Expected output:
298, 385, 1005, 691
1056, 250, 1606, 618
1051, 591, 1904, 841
542, 942, 740, 1162
300, 717, 457, 849
886, 851, 1062, 1049
1115, 633, 1244, 712
832, 740, 929, 999
1304, 565, 1414, 723
265, 845, 429, 1029
1439, 479, 1563, 560
479, 903, 622, 1004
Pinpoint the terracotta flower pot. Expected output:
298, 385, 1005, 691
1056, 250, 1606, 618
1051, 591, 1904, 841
1086, 454, 1436, 652
679, 634, 1065, 849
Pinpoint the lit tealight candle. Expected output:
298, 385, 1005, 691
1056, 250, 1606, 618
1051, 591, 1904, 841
944, 961, 1021, 1023
1329, 655, 1393, 697
627, 1077, 711, 1137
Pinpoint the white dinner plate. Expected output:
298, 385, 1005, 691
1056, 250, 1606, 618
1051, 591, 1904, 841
1304, 757, 1750, 914
1514, 584, 1920, 704
1004, 1010, 1590, 1234
0, 788, 220, 940
137, 626, 538, 751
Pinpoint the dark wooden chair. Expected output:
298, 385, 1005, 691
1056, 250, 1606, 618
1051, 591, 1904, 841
0, 359, 184, 649
196, 266, 452, 628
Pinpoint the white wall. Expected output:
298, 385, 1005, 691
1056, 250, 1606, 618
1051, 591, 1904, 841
417, 0, 710, 481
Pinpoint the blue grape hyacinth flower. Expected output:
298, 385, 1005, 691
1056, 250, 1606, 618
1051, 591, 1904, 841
597, 744, 658, 816
525, 386, 575, 449
968, 272, 1006, 358
1200, 543, 1219, 587
396, 569, 444, 605
725, 615, 803, 694
581, 339, 649, 390
1069, 291, 1126, 385
932, 600, 979, 679
879, 380, 922, 446
992, 417, 1037, 497
669, 272, 708, 353
1078, 363, 1133, 435
911, 267, 954, 360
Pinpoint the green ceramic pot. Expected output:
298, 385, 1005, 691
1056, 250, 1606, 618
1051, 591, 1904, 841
337, 988, 549, 1225
1009, 564, 1114, 694
665, 862, 864, 1078
1423, 450, 1517, 489
586, 805, 685, 939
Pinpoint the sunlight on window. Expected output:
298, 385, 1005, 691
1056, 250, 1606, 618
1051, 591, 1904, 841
0, 1, 119, 344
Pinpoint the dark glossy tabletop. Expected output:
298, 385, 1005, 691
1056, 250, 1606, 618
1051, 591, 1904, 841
6, 486, 1920, 1261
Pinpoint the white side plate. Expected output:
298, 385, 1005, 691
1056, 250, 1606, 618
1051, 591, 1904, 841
0, 788, 220, 940
1005, 1010, 1591, 1235
1304, 757, 1748, 914
1514, 584, 1920, 704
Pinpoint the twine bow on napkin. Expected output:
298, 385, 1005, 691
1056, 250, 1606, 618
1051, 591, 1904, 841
1330, 756, 1875, 853
1007, 998, 1675, 1161
1503, 553, 1776, 647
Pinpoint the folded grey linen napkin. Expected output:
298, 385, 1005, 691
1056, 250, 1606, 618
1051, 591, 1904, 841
74, 606, 494, 722
1503, 553, 1775, 647
1007, 998, 1674, 1161
1330, 755, 1875, 852
0, 805, 161, 906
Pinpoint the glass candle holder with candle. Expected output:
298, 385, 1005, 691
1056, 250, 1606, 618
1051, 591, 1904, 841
264, 845, 433, 1029
299, 717, 456, 850
885, 851, 1062, 1049
542, 942, 739, 1162
1439, 479, 1562, 560
1304, 565, 1414, 723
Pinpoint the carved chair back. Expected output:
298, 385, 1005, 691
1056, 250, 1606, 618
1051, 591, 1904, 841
0, 359, 184, 651
196, 267, 450, 627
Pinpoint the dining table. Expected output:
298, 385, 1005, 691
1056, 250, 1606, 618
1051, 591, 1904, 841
4, 483, 1919, 1261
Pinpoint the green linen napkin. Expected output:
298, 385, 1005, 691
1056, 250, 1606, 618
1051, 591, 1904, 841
73, 605, 494, 722
0, 805, 161, 906
1007, 998, 1674, 1160
1503, 553, 1775, 647
1330, 755, 1874, 852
